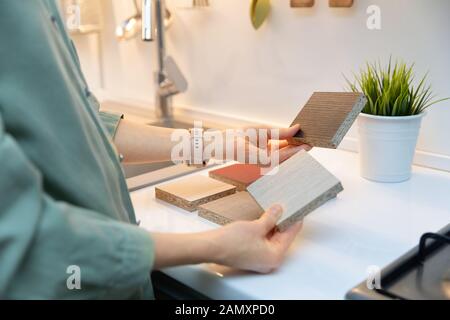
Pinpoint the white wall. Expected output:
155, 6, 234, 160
75, 0, 450, 169
72, 33, 103, 89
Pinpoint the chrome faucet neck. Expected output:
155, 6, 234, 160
142, 0, 187, 122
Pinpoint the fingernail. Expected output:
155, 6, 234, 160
269, 205, 283, 219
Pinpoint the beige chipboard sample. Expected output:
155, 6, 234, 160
198, 192, 264, 225
289, 92, 367, 148
247, 150, 343, 231
155, 175, 236, 212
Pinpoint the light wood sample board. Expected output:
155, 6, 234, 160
247, 150, 343, 231
198, 192, 264, 225
289, 92, 367, 148
155, 175, 236, 212
209, 164, 262, 191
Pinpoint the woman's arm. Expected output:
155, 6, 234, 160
114, 119, 178, 164
116, 120, 306, 272
114, 119, 310, 164
0, 114, 154, 299
152, 205, 302, 273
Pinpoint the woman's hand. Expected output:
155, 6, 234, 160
211, 205, 302, 273
152, 205, 302, 273
231, 124, 312, 164
115, 118, 311, 165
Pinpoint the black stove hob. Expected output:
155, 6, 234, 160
346, 224, 450, 300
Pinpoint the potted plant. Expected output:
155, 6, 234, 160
346, 59, 449, 182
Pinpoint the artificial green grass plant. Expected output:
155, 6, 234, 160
346, 59, 449, 116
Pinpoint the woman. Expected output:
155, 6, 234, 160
0, 0, 309, 299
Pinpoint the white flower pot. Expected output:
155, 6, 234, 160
357, 112, 425, 183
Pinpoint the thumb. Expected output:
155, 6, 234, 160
277, 124, 300, 140
258, 204, 283, 234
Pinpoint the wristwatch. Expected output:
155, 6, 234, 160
185, 127, 207, 167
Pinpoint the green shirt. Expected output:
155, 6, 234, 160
0, 0, 154, 299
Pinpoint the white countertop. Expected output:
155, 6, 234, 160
131, 149, 450, 299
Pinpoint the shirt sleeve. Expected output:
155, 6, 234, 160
0, 115, 154, 299
85, 90, 124, 140
99, 110, 124, 139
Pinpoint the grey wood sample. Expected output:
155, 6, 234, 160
155, 175, 236, 212
247, 150, 343, 231
289, 92, 367, 148
198, 192, 264, 225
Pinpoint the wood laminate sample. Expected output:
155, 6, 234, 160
198, 192, 264, 225
155, 175, 236, 212
329, 0, 354, 7
247, 150, 343, 231
291, 0, 315, 7
209, 164, 262, 191
289, 92, 367, 148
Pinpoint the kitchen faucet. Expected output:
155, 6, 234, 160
142, 0, 188, 123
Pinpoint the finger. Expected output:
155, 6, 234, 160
271, 221, 303, 251
277, 140, 289, 149
248, 124, 300, 141
253, 145, 303, 166
278, 124, 300, 140
278, 145, 307, 163
267, 124, 300, 140
299, 144, 313, 151
246, 144, 307, 166
268, 139, 289, 149
257, 205, 283, 234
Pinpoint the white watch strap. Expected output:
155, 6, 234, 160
189, 128, 205, 166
